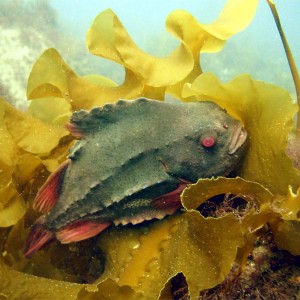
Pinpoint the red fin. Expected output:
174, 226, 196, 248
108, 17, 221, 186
65, 122, 83, 139
33, 160, 69, 213
23, 224, 55, 258
56, 221, 112, 244
151, 183, 187, 210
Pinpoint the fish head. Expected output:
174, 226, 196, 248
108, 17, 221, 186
163, 101, 248, 182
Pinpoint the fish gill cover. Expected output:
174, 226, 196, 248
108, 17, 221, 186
0, 0, 300, 299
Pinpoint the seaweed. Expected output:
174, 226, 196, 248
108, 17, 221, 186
0, 0, 299, 299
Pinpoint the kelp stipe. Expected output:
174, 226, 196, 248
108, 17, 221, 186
266, 0, 300, 124
266, 0, 300, 171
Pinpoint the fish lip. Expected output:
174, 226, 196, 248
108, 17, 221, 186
228, 124, 247, 155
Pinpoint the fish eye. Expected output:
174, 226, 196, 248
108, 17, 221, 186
201, 136, 216, 148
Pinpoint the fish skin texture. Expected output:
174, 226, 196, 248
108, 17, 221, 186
25, 98, 248, 257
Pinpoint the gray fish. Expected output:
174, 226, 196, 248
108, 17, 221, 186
24, 98, 247, 257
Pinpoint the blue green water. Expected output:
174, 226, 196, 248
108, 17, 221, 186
1, 0, 300, 106
49, 0, 300, 97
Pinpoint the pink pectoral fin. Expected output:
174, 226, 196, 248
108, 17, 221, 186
150, 183, 187, 211
33, 160, 69, 213
56, 221, 112, 244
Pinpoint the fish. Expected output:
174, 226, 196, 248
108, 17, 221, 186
24, 98, 248, 258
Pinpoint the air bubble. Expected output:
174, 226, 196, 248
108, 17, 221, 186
128, 240, 140, 250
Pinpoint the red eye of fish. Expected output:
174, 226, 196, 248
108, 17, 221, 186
201, 136, 215, 148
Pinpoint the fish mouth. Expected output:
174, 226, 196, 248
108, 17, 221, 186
228, 124, 247, 155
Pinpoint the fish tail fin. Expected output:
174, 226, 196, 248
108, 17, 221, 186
23, 218, 55, 258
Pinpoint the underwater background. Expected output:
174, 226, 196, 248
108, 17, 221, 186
1, 0, 299, 109
1, 0, 300, 299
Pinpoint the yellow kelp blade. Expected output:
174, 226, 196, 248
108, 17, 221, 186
167, 0, 258, 53
0, 96, 68, 228
27, 0, 259, 111
181, 177, 273, 210
0, 98, 17, 198
273, 220, 300, 256
1, 153, 45, 228
27, 49, 145, 110
28, 97, 72, 125
77, 279, 141, 300
0, 259, 82, 300
166, 0, 258, 96
181, 177, 280, 249
1, 97, 68, 157
183, 73, 300, 194
0, 99, 24, 227
82, 74, 118, 88
27, 48, 76, 100
90, 211, 243, 299
0, 101, 18, 168
86, 9, 194, 87
271, 186, 300, 255
0, 183, 26, 227
277, 186, 300, 220
201, 0, 259, 42
0, 154, 44, 228
68, 69, 145, 110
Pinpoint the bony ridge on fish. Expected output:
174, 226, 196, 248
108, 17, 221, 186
24, 98, 248, 258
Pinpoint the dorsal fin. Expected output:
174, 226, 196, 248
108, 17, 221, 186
65, 122, 84, 139
33, 160, 69, 213
68, 98, 153, 135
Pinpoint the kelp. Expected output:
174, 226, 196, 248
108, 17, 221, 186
97, 211, 244, 299
26, 0, 258, 109
0, 96, 68, 229
1, 0, 300, 299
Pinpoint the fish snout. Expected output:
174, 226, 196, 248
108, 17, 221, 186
228, 124, 247, 155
